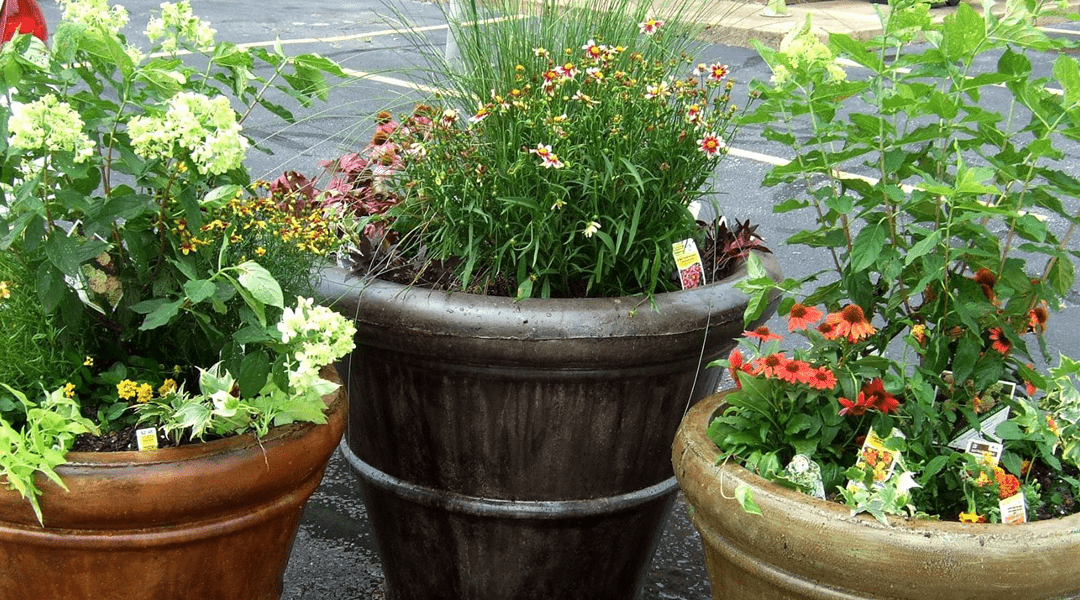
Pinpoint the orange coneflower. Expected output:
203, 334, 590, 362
728, 348, 745, 389
989, 327, 1011, 355
818, 320, 840, 341
974, 267, 998, 304
806, 366, 837, 391
860, 378, 900, 414
1029, 303, 1049, 334
744, 326, 783, 342
776, 359, 814, 385
787, 303, 824, 332
755, 353, 787, 378
825, 305, 876, 343
838, 394, 874, 417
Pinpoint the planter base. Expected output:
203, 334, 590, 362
343, 440, 677, 600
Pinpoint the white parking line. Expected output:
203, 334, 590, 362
339, 67, 443, 94
1039, 26, 1080, 36
149, 15, 525, 59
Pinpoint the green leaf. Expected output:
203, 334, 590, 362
35, 263, 67, 314
734, 484, 763, 516
183, 279, 217, 304
1053, 55, 1080, 106
849, 221, 886, 272
237, 351, 271, 398
942, 3, 986, 66
44, 230, 108, 276
234, 261, 284, 309
904, 230, 942, 266
995, 420, 1025, 441
139, 299, 184, 331
201, 185, 242, 210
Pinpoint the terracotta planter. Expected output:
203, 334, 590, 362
672, 392, 1080, 600
0, 366, 347, 600
318, 252, 781, 600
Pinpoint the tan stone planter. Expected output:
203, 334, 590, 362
672, 392, 1080, 600
0, 367, 346, 600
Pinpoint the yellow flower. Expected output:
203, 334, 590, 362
255, 246, 267, 256
84, 356, 94, 367
959, 511, 985, 523
158, 378, 177, 396
117, 379, 138, 400
63, 383, 76, 398
0, 280, 10, 300
136, 383, 154, 403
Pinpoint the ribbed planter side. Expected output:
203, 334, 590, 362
673, 392, 1080, 600
0, 367, 347, 600
318, 253, 781, 600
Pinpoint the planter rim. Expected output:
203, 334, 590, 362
317, 250, 782, 342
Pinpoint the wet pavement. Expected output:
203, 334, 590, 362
29, 0, 1080, 597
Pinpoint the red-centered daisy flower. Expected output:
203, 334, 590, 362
638, 18, 663, 35
777, 359, 813, 385
744, 326, 782, 342
697, 132, 726, 158
755, 353, 787, 378
787, 303, 824, 331
806, 367, 837, 391
581, 39, 605, 59
825, 304, 876, 343
708, 63, 729, 82
1029, 303, 1049, 333
989, 327, 1011, 355
818, 320, 840, 341
861, 378, 900, 414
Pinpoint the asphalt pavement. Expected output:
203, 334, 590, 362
28, 0, 1080, 598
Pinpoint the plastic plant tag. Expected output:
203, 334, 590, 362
847, 428, 904, 492
136, 427, 159, 451
948, 407, 1011, 450
1000, 492, 1028, 524
672, 239, 705, 290
784, 454, 825, 499
965, 439, 1003, 466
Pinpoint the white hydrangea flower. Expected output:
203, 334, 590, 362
58, 0, 130, 36
145, 1, 216, 52
275, 297, 356, 397
127, 92, 248, 175
8, 94, 95, 163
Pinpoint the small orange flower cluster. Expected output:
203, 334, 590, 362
974, 465, 1021, 499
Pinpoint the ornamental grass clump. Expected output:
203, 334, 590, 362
710, 0, 1080, 524
333, 0, 753, 299
0, 0, 352, 522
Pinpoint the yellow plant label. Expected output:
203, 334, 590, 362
136, 427, 159, 451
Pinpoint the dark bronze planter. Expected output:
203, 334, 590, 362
318, 253, 780, 600
0, 367, 347, 600
673, 392, 1080, 600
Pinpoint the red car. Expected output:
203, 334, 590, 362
1, 0, 48, 44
